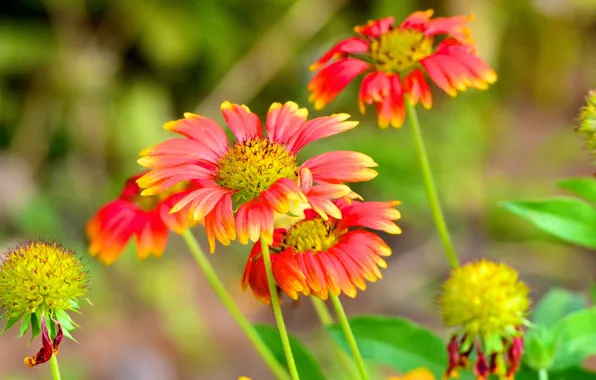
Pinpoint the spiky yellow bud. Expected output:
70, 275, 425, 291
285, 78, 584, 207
577, 90, 596, 154
0, 240, 89, 344
439, 260, 530, 380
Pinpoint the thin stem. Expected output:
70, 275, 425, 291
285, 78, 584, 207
329, 295, 369, 380
49, 355, 61, 380
260, 236, 301, 380
310, 298, 359, 380
405, 97, 460, 268
181, 230, 290, 380
539, 369, 549, 380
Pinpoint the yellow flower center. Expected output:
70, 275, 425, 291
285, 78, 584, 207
0, 241, 88, 318
215, 138, 298, 202
439, 260, 530, 339
369, 29, 433, 74
282, 218, 337, 253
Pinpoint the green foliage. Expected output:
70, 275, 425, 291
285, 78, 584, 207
254, 324, 326, 380
558, 178, 596, 204
501, 197, 596, 248
524, 288, 596, 372
327, 315, 453, 379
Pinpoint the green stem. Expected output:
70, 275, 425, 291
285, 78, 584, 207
49, 354, 61, 380
181, 230, 290, 380
329, 295, 369, 380
405, 96, 460, 268
259, 236, 300, 380
539, 369, 549, 380
310, 298, 359, 380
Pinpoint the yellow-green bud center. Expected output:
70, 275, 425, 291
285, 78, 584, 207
370, 29, 433, 74
0, 241, 88, 318
215, 138, 298, 200
439, 260, 530, 339
282, 218, 337, 253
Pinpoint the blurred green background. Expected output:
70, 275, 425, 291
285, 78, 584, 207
2, 0, 596, 379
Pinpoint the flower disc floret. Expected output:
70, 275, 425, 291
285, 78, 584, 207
281, 218, 337, 253
577, 90, 596, 154
0, 241, 87, 319
440, 259, 529, 337
370, 29, 433, 74
216, 138, 298, 199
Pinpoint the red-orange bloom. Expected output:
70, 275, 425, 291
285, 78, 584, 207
308, 10, 497, 128
137, 101, 378, 252
87, 173, 196, 265
241, 199, 401, 303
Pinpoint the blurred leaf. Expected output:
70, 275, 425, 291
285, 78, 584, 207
19, 313, 31, 338
531, 288, 587, 327
524, 326, 557, 370
516, 366, 596, 379
551, 308, 596, 370
0, 22, 54, 73
501, 197, 596, 248
558, 178, 596, 204
254, 324, 325, 380
590, 282, 596, 304
1, 315, 21, 334
15, 194, 63, 238
328, 315, 455, 379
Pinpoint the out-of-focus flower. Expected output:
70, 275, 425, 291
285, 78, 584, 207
388, 367, 436, 380
577, 89, 596, 154
308, 10, 497, 128
439, 260, 530, 380
242, 199, 401, 303
87, 173, 198, 265
0, 241, 89, 366
137, 101, 378, 252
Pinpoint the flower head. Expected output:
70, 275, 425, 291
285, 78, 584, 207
0, 241, 89, 366
87, 173, 198, 265
577, 89, 596, 154
308, 10, 497, 128
242, 199, 401, 303
439, 260, 530, 380
137, 101, 378, 252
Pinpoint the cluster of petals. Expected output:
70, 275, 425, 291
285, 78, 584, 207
136, 101, 378, 252
86, 173, 196, 265
241, 199, 401, 303
308, 10, 497, 128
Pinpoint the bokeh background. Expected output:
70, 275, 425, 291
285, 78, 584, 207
2, 0, 596, 379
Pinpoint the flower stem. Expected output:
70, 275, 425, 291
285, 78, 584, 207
405, 96, 459, 269
329, 295, 369, 380
181, 230, 290, 380
310, 298, 359, 380
50, 354, 61, 380
539, 369, 549, 380
259, 236, 301, 380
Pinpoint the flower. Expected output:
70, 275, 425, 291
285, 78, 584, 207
576, 89, 596, 154
388, 368, 436, 380
87, 173, 198, 265
241, 199, 401, 303
308, 10, 497, 128
137, 101, 378, 252
0, 241, 88, 366
439, 260, 530, 380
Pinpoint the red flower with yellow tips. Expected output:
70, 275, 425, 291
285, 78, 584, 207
308, 10, 497, 128
137, 101, 378, 252
87, 173, 197, 265
241, 199, 401, 303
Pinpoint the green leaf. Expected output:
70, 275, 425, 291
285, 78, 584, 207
19, 313, 31, 338
254, 324, 325, 380
501, 197, 596, 248
54, 309, 78, 331
29, 311, 41, 342
531, 288, 587, 327
328, 315, 454, 379
550, 308, 596, 370
516, 366, 596, 379
558, 177, 596, 204
590, 281, 596, 304
1, 315, 21, 334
